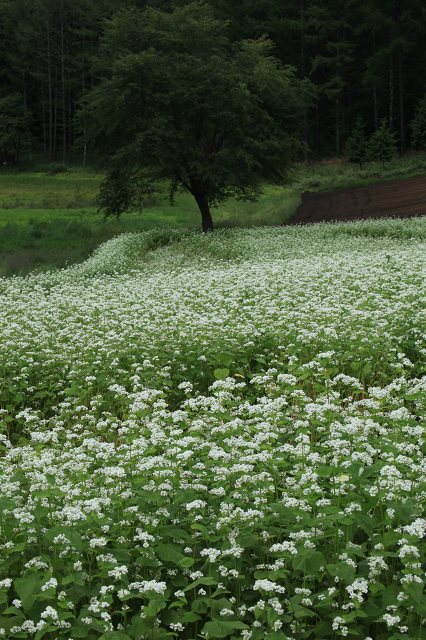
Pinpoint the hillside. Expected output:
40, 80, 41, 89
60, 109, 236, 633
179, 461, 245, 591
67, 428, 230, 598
0, 219, 425, 638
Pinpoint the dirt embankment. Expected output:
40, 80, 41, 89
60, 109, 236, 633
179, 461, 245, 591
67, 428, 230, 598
290, 175, 426, 224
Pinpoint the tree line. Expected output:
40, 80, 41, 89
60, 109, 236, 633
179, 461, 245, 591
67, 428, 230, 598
1, 0, 426, 165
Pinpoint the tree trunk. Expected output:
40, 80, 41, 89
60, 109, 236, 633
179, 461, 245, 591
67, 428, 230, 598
42, 99, 47, 154
372, 33, 378, 129
398, 50, 405, 155
22, 72, 32, 162
389, 62, 394, 131
373, 86, 378, 130
335, 97, 340, 156
60, 0, 66, 163
300, 0, 309, 161
53, 76, 58, 158
47, 22, 53, 161
194, 193, 213, 232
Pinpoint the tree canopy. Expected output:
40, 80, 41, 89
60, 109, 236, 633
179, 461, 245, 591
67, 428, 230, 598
83, 2, 311, 230
1, 0, 426, 163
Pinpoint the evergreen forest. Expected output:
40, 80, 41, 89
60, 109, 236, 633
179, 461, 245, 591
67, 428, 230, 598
1, 0, 426, 164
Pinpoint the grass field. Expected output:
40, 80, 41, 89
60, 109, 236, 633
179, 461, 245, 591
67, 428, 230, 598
1, 153, 426, 275
0, 218, 425, 639
293, 153, 426, 192
0, 169, 298, 275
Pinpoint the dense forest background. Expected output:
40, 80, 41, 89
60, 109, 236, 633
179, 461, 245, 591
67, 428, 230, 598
1, 0, 426, 164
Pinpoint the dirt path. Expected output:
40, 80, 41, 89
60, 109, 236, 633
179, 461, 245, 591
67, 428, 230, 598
289, 174, 426, 224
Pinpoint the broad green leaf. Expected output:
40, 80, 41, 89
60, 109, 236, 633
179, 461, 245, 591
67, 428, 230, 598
325, 562, 356, 583
179, 556, 194, 568
201, 620, 249, 638
184, 576, 218, 592
156, 543, 184, 565
14, 575, 40, 612
293, 550, 325, 576
214, 368, 230, 380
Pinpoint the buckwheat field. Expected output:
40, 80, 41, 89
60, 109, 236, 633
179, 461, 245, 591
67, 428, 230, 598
0, 218, 425, 640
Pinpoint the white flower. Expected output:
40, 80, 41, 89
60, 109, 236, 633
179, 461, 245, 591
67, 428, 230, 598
403, 518, 426, 538
108, 565, 128, 580
41, 578, 58, 592
185, 500, 206, 511
89, 537, 108, 548
253, 579, 285, 594
270, 541, 297, 555
383, 613, 400, 628
200, 548, 221, 562
41, 606, 58, 621
346, 578, 368, 603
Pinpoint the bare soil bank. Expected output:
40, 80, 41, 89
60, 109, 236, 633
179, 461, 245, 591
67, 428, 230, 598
290, 175, 426, 224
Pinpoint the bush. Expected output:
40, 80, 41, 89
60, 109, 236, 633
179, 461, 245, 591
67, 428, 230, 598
368, 120, 397, 166
345, 116, 368, 168
44, 162, 68, 176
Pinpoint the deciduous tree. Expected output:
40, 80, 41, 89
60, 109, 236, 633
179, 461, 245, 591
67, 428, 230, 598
82, 2, 311, 231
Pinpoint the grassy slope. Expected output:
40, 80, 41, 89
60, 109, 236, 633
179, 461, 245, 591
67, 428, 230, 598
293, 153, 426, 193
0, 220, 425, 639
1, 153, 426, 275
0, 169, 298, 275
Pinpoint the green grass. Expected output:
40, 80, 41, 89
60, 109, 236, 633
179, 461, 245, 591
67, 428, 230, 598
1, 153, 426, 275
0, 167, 298, 275
293, 152, 426, 193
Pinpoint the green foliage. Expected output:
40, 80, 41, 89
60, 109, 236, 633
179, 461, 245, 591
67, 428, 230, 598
0, 93, 31, 162
0, 169, 301, 275
44, 163, 68, 176
0, 220, 425, 638
368, 120, 397, 166
345, 116, 368, 168
411, 94, 426, 151
83, 2, 311, 229
2, 0, 426, 162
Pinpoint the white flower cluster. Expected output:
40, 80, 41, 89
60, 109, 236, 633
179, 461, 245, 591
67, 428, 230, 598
0, 219, 424, 638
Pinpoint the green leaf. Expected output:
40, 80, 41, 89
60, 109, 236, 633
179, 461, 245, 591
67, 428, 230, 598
394, 501, 415, 523
67, 626, 89, 639
179, 556, 194, 568
201, 620, 249, 638
217, 352, 234, 367
404, 581, 425, 605
181, 612, 202, 623
35, 624, 58, 640
325, 562, 356, 584
99, 633, 132, 640
292, 550, 325, 576
238, 534, 260, 548
316, 465, 333, 478
292, 604, 316, 620
214, 368, 230, 380
156, 543, 184, 565
184, 576, 218, 592
353, 512, 374, 537
14, 575, 40, 612
144, 597, 167, 617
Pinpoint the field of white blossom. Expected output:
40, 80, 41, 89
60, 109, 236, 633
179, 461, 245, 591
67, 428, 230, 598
0, 218, 425, 640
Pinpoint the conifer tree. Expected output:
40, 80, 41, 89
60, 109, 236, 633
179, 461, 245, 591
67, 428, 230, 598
368, 119, 396, 166
346, 116, 368, 168
0, 93, 31, 162
411, 94, 426, 152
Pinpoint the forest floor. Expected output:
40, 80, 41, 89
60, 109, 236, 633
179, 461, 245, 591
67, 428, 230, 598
291, 174, 426, 224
